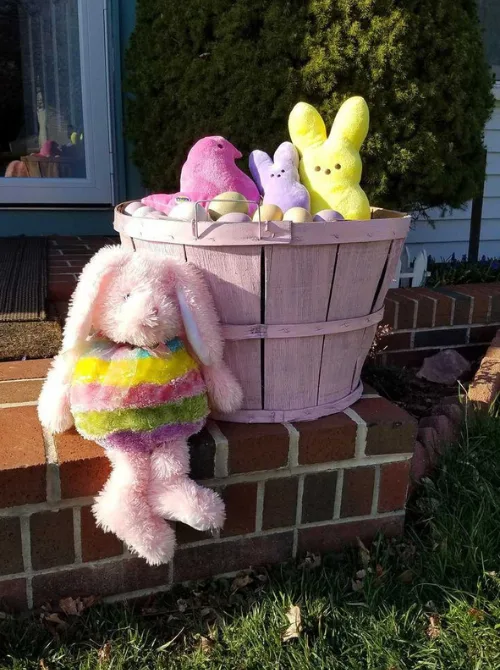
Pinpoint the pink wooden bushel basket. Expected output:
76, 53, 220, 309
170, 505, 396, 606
114, 205, 410, 423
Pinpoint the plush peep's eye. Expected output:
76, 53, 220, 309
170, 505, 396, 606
123, 293, 131, 301
281, 169, 285, 173
335, 163, 341, 170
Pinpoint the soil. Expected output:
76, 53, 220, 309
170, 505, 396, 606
362, 360, 479, 421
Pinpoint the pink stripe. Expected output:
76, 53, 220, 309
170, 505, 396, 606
70, 369, 206, 412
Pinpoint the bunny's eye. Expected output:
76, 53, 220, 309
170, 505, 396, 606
281, 169, 285, 173
270, 173, 274, 178
325, 168, 331, 175
123, 293, 130, 301
217, 143, 223, 149
335, 163, 341, 170
314, 166, 321, 172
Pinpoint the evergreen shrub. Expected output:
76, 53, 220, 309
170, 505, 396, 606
126, 0, 495, 212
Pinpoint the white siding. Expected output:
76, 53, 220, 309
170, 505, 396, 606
406, 84, 500, 261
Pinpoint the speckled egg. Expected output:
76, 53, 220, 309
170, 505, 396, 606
252, 204, 283, 222
168, 201, 210, 222
313, 209, 345, 222
283, 207, 312, 223
217, 212, 252, 223
208, 192, 248, 220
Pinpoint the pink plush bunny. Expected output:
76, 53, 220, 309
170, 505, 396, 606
249, 142, 310, 213
38, 247, 242, 565
142, 136, 260, 215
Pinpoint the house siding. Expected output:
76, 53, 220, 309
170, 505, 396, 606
406, 84, 500, 260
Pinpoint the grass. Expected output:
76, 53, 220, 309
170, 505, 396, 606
2, 411, 500, 669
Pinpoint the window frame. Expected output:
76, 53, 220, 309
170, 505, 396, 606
0, 0, 114, 205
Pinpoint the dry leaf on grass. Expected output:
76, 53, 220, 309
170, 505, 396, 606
426, 614, 441, 639
59, 596, 98, 616
98, 642, 112, 663
230, 574, 253, 592
357, 538, 371, 568
39, 661, 49, 670
177, 598, 188, 613
282, 604, 302, 642
299, 552, 322, 570
468, 608, 485, 621
398, 569, 414, 584
199, 636, 215, 654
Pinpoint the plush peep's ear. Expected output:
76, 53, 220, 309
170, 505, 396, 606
62, 245, 131, 352
288, 102, 327, 154
329, 96, 369, 151
274, 141, 299, 168
171, 260, 243, 414
249, 150, 272, 193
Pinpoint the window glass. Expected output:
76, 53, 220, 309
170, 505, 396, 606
479, 0, 500, 80
0, 0, 86, 180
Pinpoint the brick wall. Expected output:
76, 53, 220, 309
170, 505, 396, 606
379, 284, 500, 367
0, 361, 416, 611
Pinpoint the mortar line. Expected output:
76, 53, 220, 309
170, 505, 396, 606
0, 401, 38, 409
283, 422, 300, 467
42, 427, 61, 503
371, 466, 381, 515
333, 469, 344, 519
0, 378, 46, 384
344, 408, 367, 459
208, 420, 229, 478
19, 516, 33, 608
255, 481, 265, 532
73, 507, 82, 563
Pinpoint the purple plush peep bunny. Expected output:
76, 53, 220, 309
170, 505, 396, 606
249, 142, 310, 213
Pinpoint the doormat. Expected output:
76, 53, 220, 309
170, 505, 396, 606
0, 237, 62, 360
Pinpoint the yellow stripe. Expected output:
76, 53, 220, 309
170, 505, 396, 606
73, 349, 198, 387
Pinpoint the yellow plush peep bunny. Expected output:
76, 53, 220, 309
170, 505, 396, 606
288, 97, 371, 220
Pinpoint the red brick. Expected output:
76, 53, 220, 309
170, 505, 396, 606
455, 285, 490, 324
32, 557, 169, 607
0, 518, 23, 575
468, 358, 500, 405
469, 325, 499, 344
55, 428, 109, 499
31, 509, 75, 569
0, 380, 43, 404
173, 532, 293, 583
48, 281, 76, 302
383, 332, 412, 351
301, 471, 337, 523
382, 297, 397, 329
0, 578, 28, 611
354, 397, 417, 456
295, 413, 356, 465
0, 359, 50, 381
390, 290, 417, 329
176, 522, 213, 545
0, 406, 46, 508
433, 292, 454, 327
411, 289, 436, 328
340, 467, 375, 518
220, 482, 257, 537
81, 506, 123, 562
262, 478, 298, 530
218, 423, 289, 474
297, 516, 404, 555
378, 461, 411, 513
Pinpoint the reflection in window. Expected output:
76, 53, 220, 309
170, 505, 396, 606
479, 0, 500, 80
0, 0, 86, 179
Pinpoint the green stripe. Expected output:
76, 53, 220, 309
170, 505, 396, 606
73, 394, 209, 438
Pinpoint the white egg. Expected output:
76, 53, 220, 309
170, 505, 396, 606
132, 205, 155, 218
124, 201, 143, 215
168, 201, 210, 222
217, 212, 252, 223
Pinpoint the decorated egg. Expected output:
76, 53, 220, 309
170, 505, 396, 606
217, 212, 252, 223
168, 201, 209, 222
124, 201, 143, 215
208, 192, 248, 220
313, 210, 345, 222
132, 205, 155, 218
252, 204, 283, 222
283, 207, 312, 223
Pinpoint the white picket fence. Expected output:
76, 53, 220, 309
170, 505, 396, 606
391, 246, 429, 288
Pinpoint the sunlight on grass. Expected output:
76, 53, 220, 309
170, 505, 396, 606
1, 411, 500, 669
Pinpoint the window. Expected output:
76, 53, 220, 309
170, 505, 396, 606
0, 0, 113, 204
479, 0, 500, 80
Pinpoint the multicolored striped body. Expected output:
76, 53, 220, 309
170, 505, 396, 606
70, 336, 208, 452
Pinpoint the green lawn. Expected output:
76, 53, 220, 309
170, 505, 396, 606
2, 411, 500, 669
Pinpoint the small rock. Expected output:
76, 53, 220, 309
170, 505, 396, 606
416, 349, 470, 385
418, 426, 441, 464
410, 441, 430, 483
419, 414, 457, 445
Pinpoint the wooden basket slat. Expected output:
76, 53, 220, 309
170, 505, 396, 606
317, 330, 366, 404
372, 238, 405, 311
263, 245, 337, 410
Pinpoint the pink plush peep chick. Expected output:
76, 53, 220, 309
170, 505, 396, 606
142, 136, 260, 215
38, 247, 243, 565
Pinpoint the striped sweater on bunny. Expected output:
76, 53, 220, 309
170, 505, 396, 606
70, 335, 209, 452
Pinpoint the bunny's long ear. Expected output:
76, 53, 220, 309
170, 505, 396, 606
171, 262, 224, 367
62, 245, 131, 352
329, 96, 369, 151
274, 142, 299, 168
288, 102, 327, 154
249, 150, 272, 194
